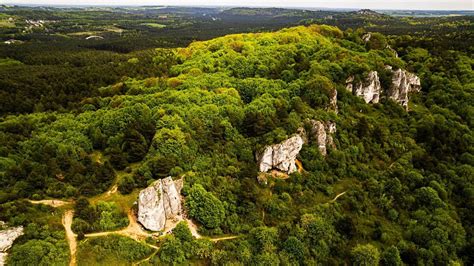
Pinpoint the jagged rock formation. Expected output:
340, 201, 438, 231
362, 33, 371, 42
256, 134, 304, 174
309, 120, 336, 156
138, 177, 181, 231
387, 68, 421, 110
0, 222, 24, 265
346, 68, 421, 109
346, 71, 381, 104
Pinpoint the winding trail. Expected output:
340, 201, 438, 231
28, 171, 238, 265
62, 210, 77, 266
329, 191, 347, 203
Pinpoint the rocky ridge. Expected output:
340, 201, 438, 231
346, 67, 421, 109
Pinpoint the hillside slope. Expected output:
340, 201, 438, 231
0, 24, 472, 265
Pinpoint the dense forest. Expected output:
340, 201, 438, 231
0, 5, 473, 266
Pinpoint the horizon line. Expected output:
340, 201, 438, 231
2, 3, 473, 12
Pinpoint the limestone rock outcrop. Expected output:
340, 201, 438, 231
256, 134, 304, 174
346, 67, 421, 110
309, 120, 336, 156
387, 68, 421, 110
346, 71, 381, 104
0, 222, 24, 265
138, 177, 181, 231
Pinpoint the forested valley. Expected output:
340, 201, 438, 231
0, 5, 473, 266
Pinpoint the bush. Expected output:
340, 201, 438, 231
351, 244, 380, 266
186, 184, 225, 229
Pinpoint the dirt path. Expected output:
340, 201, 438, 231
133, 250, 158, 266
62, 210, 77, 266
295, 159, 304, 173
329, 191, 347, 203
185, 218, 201, 239
106, 185, 118, 196
209, 235, 241, 242
29, 199, 73, 208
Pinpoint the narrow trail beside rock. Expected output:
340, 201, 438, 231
62, 210, 77, 266
185, 218, 201, 239
295, 159, 304, 173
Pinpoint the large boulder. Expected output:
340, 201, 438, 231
256, 134, 304, 174
387, 68, 421, 110
138, 177, 182, 231
0, 222, 24, 265
137, 181, 166, 231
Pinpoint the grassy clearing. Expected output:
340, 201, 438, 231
0, 20, 15, 28
140, 23, 166, 28
77, 234, 154, 265
0, 58, 23, 67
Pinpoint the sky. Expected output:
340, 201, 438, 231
2, 0, 473, 10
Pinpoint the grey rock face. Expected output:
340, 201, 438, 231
138, 177, 181, 231
355, 71, 381, 104
257, 135, 304, 174
161, 177, 181, 219
309, 120, 337, 156
346, 71, 381, 104
0, 223, 24, 266
387, 68, 421, 110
